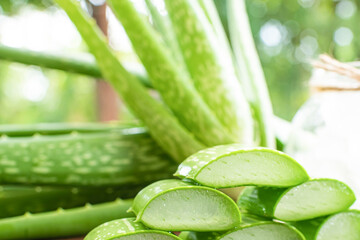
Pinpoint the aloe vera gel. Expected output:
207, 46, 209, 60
85, 218, 181, 240
238, 179, 355, 221
293, 210, 360, 240
176, 144, 309, 188
131, 179, 241, 231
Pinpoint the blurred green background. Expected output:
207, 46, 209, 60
0, 0, 358, 124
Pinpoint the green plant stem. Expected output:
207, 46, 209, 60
228, 0, 275, 148
0, 184, 142, 219
0, 199, 134, 240
0, 44, 152, 88
54, 0, 205, 162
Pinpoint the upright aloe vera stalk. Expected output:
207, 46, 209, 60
144, 0, 185, 68
54, 0, 204, 162
0, 184, 142, 218
165, 0, 253, 144
107, 0, 233, 147
0, 199, 133, 240
228, 0, 275, 148
85, 218, 181, 240
0, 44, 151, 87
0, 128, 176, 186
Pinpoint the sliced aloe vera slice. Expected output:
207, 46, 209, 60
238, 179, 356, 221
179, 231, 221, 240
179, 214, 304, 240
218, 222, 304, 240
293, 210, 360, 240
85, 218, 180, 240
175, 144, 309, 188
132, 179, 241, 231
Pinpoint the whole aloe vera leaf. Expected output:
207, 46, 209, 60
131, 179, 241, 231
54, 0, 204, 162
107, 0, 234, 147
238, 179, 356, 221
0, 184, 143, 218
0, 128, 176, 186
228, 0, 275, 148
164, 0, 253, 144
144, 0, 185, 68
0, 44, 151, 87
175, 144, 309, 188
292, 210, 360, 240
0, 199, 133, 240
0, 122, 131, 137
85, 218, 181, 240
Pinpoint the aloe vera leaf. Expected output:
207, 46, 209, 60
54, 0, 204, 162
131, 179, 241, 231
238, 179, 356, 221
144, 0, 185, 68
228, 0, 275, 148
165, 0, 253, 144
0, 44, 152, 87
85, 218, 181, 240
175, 144, 309, 188
0, 199, 133, 240
107, 0, 233, 147
0, 184, 143, 218
0, 122, 131, 137
0, 128, 176, 186
198, 0, 230, 53
292, 210, 360, 240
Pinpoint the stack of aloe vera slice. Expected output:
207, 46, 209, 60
85, 144, 359, 240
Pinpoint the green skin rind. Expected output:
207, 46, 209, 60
54, 0, 205, 163
238, 179, 356, 221
85, 218, 181, 240
107, 0, 235, 147
164, 0, 253, 144
0, 199, 134, 240
0, 128, 176, 186
0, 44, 151, 87
292, 210, 360, 240
175, 144, 309, 188
0, 184, 143, 219
228, 0, 275, 148
131, 179, 241, 231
